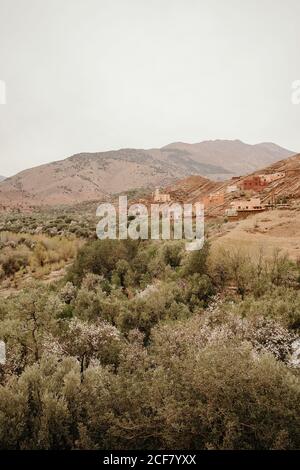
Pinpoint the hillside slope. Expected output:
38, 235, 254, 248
167, 153, 300, 217
0, 140, 294, 209
254, 153, 300, 202
211, 209, 300, 261
166, 175, 222, 204
163, 140, 294, 177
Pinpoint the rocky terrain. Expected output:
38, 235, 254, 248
0, 140, 294, 210
255, 153, 300, 202
167, 153, 300, 216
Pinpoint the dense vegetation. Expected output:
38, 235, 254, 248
0, 237, 299, 450
0, 207, 97, 239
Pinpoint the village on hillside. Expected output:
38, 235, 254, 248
149, 160, 300, 221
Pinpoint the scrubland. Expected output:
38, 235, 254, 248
0, 231, 81, 294
0, 234, 299, 450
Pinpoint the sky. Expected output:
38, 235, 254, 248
0, 0, 300, 176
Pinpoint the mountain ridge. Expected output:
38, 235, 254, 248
0, 140, 295, 210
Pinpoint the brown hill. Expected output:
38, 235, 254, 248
0, 140, 294, 210
166, 175, 222, 204
253, 153, 300, 202
162, 140, 294, 177
166, 153, 300, 217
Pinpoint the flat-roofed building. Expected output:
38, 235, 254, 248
153, 188, 171, 203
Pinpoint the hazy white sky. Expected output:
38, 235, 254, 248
0, 0, 300, 176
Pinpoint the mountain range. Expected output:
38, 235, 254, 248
0, 140, 295, 209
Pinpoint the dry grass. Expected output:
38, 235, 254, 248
211, 209, 300, 261
0, 232, 83, 291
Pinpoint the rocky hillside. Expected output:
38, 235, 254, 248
166, 153, 300, 217
254, 153, 300, 202
166, 175, 221, 204
162, 140, 294, 177
0, 140, 294, 209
